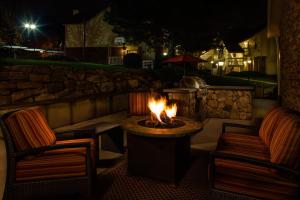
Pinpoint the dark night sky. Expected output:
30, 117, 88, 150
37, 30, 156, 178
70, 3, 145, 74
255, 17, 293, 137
11, 0, 103, 23
9, 0, 77, 34
2, 0, 267, 48
2, 0, 107, 41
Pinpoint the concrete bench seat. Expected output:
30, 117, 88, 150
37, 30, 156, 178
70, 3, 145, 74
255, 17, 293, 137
54, 111, 127, 133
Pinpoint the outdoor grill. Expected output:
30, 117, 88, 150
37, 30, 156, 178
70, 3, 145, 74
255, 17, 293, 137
179, 75, 209, 97
162, 76, 208, 120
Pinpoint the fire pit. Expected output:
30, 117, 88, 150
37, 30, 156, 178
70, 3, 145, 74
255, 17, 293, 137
122, 96, 203, 182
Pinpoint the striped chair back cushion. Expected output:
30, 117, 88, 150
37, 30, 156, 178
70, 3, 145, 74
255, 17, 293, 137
5, 107, 56, 151
129, 92, 151, 116
259, 106, 286, 146
270, 113, 300, 169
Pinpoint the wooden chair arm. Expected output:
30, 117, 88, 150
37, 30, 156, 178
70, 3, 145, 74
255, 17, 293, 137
14, 142, 91, 159
222, 123, 258, 135
210, 151, 300, 177
55, 128, 96, 140
208, 151, 300, 189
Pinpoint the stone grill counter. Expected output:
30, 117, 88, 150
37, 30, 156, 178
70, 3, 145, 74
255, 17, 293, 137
163, 76, 209, 120
163, 88, 199, 119
206, 86, 254, 120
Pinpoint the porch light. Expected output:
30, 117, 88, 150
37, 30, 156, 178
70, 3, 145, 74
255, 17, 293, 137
247, 60, 252, 64
218, 61, 224, 66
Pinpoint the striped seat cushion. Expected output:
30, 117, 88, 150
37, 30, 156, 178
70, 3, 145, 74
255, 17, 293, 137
220, 133, 267, 152
16, 147, 87, 182
5, 107, 56, 151
218, 133, 270, 160
270, 113, 300, 169
214, 158, 299, 200
56, 138, 96, 168
259, 106, 286, 147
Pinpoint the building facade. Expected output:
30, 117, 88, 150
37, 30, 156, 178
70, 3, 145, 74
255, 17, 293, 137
199, 28, 278, 75
65, 9, 155, 66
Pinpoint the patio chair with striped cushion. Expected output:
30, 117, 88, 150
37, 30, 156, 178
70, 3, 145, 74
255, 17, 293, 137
209, 106, 300, 200
0, 106, 96, 200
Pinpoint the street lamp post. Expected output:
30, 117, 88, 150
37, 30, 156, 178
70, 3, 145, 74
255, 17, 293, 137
23, 23, 37, 49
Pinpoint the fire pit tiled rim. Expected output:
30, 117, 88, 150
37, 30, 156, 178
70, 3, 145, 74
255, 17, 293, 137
121, 116, 203, 138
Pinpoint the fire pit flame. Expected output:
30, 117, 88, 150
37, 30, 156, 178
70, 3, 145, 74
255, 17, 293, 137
165, 104, 177, 120
138, 96, 183, 128
148, 97, 166, 123
147, 96, 178, 127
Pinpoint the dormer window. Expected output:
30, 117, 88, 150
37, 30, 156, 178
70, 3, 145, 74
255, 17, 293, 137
73, 9, 79, 16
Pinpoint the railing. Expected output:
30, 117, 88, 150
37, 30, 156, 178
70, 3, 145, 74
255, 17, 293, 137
142, 60, 154, 69
254, 84, 277, 99
108, 56, 123, 65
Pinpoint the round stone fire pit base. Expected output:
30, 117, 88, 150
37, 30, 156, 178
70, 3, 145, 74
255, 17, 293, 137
121, 116, 203, 183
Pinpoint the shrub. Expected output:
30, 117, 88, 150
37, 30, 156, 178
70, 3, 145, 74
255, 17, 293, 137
153, 64, 184, 83
46, 55, 78, 62
123, 53, 142, 68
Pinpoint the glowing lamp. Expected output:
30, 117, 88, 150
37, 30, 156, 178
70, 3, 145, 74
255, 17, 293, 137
30, 24, 36, 30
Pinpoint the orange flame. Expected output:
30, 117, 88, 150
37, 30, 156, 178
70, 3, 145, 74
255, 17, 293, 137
165, 104, 177, 119
148, 97, 177, 123
148, 97, 166, 123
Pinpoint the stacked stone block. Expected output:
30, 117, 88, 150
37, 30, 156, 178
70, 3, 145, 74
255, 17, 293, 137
206, 88, 252, 120
0, 65, 160, 107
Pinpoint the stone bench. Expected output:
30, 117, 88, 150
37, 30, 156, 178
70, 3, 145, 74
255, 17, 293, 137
54, 112, 127, 162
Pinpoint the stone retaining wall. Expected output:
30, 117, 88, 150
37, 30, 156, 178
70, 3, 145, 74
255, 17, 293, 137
280, 1, 300, 112
0, 65, 254, 121
0, 65, 161, 108
205, 86, 253, 120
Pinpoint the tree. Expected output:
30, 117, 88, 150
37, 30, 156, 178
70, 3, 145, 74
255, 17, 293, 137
105, 0, 267, 53
0, 1, 22, 46
105, 2, 173, 67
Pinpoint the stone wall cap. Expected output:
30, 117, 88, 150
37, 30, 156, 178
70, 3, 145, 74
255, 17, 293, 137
207, 85, 254, 90
163, 88, 198, 93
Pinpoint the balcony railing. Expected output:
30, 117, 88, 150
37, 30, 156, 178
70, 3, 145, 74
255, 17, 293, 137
108, 56, 123, 65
